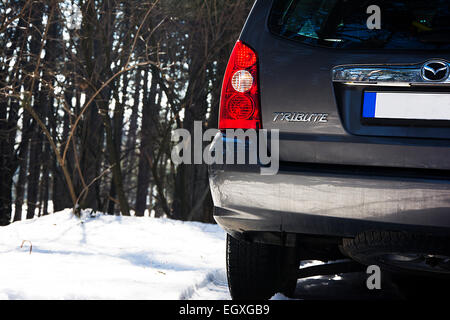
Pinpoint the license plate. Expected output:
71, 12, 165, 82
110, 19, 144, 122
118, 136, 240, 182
362, 92, 450, 121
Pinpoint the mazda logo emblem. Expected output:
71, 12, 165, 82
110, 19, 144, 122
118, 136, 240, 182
421, 61, 449, 82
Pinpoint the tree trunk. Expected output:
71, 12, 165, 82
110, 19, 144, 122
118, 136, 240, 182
0, 98, 14, 225
123, 71, 138, 192
173, 44, 210, 222
136, 67, 158, 216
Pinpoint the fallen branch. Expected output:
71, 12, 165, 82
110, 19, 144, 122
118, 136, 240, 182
20, 240, 33, 255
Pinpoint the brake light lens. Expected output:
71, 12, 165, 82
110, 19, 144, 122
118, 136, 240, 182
219, 41, 261, 129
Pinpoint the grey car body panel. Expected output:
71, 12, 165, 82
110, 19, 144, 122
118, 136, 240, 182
209, 135, 450, 238
210, 0, 450, 239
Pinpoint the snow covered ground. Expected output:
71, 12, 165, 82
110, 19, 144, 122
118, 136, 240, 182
1, 209, 417, 300
0, 209, 233, 300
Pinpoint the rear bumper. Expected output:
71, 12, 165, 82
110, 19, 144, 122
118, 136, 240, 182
209, 162, 450, 240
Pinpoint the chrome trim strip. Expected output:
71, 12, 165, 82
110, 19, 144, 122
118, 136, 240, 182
343, 82, 411, 87
332, 62, 450, 85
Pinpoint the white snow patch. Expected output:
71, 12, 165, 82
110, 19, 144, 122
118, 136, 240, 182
0, 209, 230, 300
270, 293, 296, 300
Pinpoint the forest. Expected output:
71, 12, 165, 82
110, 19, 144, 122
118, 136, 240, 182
0, 0, 253, 225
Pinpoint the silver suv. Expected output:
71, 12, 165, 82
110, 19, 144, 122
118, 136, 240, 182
209, 0, 450, 299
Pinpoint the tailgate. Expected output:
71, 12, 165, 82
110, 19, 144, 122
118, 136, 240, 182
239, 0, 450, 170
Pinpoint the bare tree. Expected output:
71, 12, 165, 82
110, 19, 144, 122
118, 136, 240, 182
0, 0, 253, 224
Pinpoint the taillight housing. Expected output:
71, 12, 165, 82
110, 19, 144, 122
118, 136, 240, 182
219, 41, 261, 130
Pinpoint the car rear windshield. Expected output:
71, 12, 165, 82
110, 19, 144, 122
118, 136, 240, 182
268, 0, 450, 50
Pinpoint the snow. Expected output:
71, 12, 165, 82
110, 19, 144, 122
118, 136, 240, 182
271, 293, 297, 300
0, 210, 413, 300
0, 209, 232, 300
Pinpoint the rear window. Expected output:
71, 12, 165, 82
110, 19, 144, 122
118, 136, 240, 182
268, 0, 450, 50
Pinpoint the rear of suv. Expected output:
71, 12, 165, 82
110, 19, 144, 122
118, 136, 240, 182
209, 0, 450, 300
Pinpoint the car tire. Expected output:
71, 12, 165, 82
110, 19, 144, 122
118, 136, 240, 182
226, 234, 299, 300
342, 231, 450, 277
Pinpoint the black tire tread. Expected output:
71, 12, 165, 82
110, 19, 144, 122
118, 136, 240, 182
343, 231, 450, 256
342, 231, 450, 275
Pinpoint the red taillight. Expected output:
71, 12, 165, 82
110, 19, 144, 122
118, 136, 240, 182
219, 41, 261, 130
